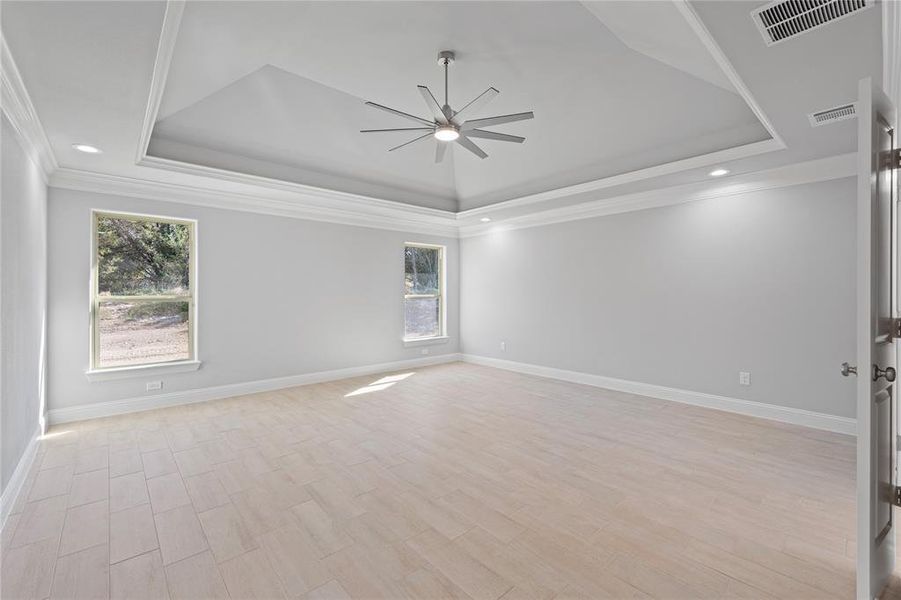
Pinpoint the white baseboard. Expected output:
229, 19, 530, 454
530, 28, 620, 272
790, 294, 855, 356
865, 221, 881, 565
48, 353, 462, 425
47, 351, 855, 436
1, 423, 42, 530
460, 354, 856, 436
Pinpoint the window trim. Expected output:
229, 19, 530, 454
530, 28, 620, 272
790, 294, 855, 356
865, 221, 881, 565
403, 242, 446, 342
88, 209, 198, 376
85, 360, 201, 382
402, 336, 449, 348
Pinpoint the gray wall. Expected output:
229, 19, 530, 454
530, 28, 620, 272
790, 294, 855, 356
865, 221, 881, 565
1, 114, 48, 492
46, 177, 856, 420
47, 188, 459, 411
460, 178, 856, 418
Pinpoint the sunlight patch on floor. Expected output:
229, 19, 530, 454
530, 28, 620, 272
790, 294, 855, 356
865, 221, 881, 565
345, 372, 415, 397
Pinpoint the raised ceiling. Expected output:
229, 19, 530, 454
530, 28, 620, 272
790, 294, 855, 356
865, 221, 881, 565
0, 0, 883, 220
149, 1, 772, 211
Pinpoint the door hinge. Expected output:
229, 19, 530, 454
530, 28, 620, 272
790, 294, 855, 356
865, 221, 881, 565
890, 318, 901, 340
883, 148, 901, 170
893, 485, 901, 507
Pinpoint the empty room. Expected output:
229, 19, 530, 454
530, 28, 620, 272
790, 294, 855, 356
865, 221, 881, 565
1, 0, 900, 599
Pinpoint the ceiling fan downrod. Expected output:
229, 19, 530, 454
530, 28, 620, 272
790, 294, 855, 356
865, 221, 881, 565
438, 50, 455, 119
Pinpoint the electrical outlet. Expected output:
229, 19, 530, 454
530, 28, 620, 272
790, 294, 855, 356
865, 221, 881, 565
146, 380, 162, 391
500, 341, 507, 352
739, 372, 751, 386
420, 348, 430, 355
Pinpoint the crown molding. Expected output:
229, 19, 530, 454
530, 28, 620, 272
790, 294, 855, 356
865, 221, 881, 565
0, 35, 57, 182
50, 167, 460, 238
458, 153, 856, 237
51, 152, 855, 240
455, 138, 783, 219
138, 154, 456, 221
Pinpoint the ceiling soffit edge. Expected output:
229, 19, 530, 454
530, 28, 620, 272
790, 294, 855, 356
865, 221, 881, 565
135, 0, 184, 164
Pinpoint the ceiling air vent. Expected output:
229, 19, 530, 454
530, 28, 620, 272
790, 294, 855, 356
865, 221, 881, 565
752, 0, 871, 46
808, 103, 856, 127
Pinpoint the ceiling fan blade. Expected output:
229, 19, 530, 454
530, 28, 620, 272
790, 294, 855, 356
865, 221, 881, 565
456, 135, 488, 159
360, 127, 434, 133
365, 101, 434, 127
435, 141, 448, 163
388, 132, 433, 152
461, 111, 534, 131
452, 87, 499, 125
465, 129, 525, 143
417, 86, 447, 125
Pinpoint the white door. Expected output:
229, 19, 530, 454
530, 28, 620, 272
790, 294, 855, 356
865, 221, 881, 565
856, 76, 899, 600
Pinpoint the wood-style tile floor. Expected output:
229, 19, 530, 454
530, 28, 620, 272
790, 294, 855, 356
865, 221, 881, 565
1, 362, 859, 599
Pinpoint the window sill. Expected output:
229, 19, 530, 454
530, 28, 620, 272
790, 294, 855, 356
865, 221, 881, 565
403, 336, 450, 348
85, 360, 201, 382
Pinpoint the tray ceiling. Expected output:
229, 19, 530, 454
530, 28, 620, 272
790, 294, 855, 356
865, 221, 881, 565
148, 1, 772, 211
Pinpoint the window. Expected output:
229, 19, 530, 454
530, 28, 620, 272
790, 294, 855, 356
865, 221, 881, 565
91, 211, 195, 371
404, 243, 444, 340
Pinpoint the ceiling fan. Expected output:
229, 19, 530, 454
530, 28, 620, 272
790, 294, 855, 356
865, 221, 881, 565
361, 51, 534, 162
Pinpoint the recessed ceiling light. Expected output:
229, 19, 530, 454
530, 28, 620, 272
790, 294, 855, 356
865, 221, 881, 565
434, 126, 460, 142
72, 143, 102, 154
480, 217, 491, 223
709, 168, 729, 177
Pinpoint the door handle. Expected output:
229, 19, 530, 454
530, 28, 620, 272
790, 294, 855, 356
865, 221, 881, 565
842, 362, 858, 376
874, 365, 897, 382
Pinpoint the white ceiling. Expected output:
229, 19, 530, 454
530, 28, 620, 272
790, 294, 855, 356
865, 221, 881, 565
150, 0, 769, 211
0, 0, 883, 216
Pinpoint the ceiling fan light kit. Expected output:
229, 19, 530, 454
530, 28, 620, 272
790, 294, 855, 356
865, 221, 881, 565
434, 125, 460, 141
361, 50, 534, 162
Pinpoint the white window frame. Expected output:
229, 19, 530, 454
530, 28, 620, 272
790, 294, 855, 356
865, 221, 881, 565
403, 242, 447, 345
87, 210, 199, 380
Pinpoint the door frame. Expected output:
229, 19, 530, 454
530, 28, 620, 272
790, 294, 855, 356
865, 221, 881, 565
857, 76, 899, 600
